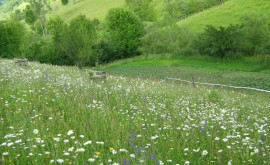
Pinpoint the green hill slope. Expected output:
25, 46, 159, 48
49, 0, 163, 21
49, 0, 124, 21
178, 0, 270, 32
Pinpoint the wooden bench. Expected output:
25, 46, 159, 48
14, 58, 28, 66
89, 70, 106, 80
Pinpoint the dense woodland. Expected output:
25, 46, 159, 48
0, 0, 270, 67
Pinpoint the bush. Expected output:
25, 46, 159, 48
178, 47, 199, 57
0, 18, 25, 58
239, 13, 270, 55
125, 0, 156, 21
141, 24, 194, 54
47, 15, 98, 67
197, 24, 241, 58
61, 0, 69, 5
24, 36, 56, 64
106, 8, 143, 59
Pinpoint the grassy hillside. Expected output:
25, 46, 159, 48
49, 0, 124, 21
0, 0, 10, 6
49, 0, 163, 21
50, 0, 270, 29
177, 0, 270, 32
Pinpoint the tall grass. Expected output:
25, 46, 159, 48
0, 59, 269, 164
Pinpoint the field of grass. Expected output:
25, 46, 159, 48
104, 54, 270, 90
177, 0, 270, 32
0, 59, 270, 164
48, 0, 125, 21
48, 0, 163, 21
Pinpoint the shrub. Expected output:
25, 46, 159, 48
239, 13, 270, 55
125, 0, 156, 21
141, 24, 194, 54
61, 0, 69, 5
47, 15, 98, 67
106, 8, 143, 59
197, 24, 241, 58
0, 18, 25, 58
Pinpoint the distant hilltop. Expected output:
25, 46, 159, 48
0, 0, 10, 6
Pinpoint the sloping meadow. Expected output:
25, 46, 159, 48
0, 59, 269, 164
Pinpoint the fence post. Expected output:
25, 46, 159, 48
191, 75, 195, 88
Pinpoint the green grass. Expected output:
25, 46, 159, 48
106, 54, 270, 72
104, 54, 270, 90
48, 0, 163, 21
1, 59, 270, 165
48, 0, 125, 21
177, 0, 270, 32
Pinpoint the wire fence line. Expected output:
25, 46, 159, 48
165, 77, 270, 93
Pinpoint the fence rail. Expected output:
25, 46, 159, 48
166, 77, 270, 93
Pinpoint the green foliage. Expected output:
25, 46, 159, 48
197, 24, 241, 58
194, 13, 270, 58
68, 15, 97, 67
0, 18, 25, 58
125, 0, 155, 21
26, 0, 52, 35
13, 9, 25, 20
46, 17, 70, 65
106, 7, 143, 59
240, 13, 270, 55
47, 15, 98, 67
141, 24, 194, 54
25, 5, 36, 24
61, 0, 69, 5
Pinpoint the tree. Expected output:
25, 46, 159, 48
47, 15, 98, 67
68, 15, 97, 67
125, 0, 155, 21
197, 24, 241, 58
61, 0, 69, 5
141, 24, 194, 54
106, 8, 143, 59
0, 18, 25, 58
13, 9, 25, 20
25, 0, 51, 35
47, 17, 70, 65
25, 5, 36, 24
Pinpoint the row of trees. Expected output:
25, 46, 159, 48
0, 6, 143, 67
1, 0, 270, 67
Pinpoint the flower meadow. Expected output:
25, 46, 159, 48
0, 59, 269, 165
